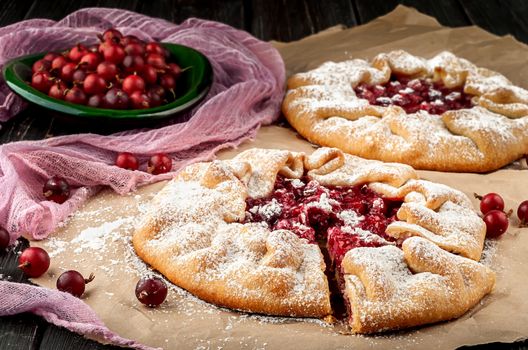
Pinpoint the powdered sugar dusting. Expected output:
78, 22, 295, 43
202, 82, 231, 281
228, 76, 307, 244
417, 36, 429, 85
338, 210, 364, 227
284, 50, 528, 172
71, 217, 134, 254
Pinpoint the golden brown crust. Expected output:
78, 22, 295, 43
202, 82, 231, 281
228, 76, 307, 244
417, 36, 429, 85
342, 237, 495, 333
133, 152, 331, 318
133, 147, 494, 332
282, 50, 528, 172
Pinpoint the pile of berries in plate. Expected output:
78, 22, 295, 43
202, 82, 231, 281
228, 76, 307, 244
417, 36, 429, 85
30, 28, 184, 109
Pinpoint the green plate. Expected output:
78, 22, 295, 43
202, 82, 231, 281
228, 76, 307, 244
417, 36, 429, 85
2, 43, 212, 121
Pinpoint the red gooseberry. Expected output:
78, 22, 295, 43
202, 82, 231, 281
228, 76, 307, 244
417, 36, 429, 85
83, 73, 107, 95
135, 276, 168, 307
43, 176, 71, 203
19, 247, 50, 278
483, 210, 509, 238
115, 152, 139, 170
147, 153, 172, 175
57, 270, 95, 297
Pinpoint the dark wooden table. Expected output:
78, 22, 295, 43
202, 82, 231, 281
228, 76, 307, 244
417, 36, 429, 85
1, 0, 527, 349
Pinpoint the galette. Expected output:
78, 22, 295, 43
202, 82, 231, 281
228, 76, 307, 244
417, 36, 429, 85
133, 147, 495, 333
282, 50, 528, 172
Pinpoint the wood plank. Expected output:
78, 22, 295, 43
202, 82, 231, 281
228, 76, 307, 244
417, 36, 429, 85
24, 0, 139, 21
458, 0, 528, 43
137, 0, 246, 31
0, 238, 32, 283
0, 0, 34, 27
0, 239, 42, 350
251, 0, 357, 42
0, 313, 44, 350
354, 0, 470, 27
353, 0, 398, 24
0, 106, 55, 143
402, 0, 470, 26
39, 324, 123, 350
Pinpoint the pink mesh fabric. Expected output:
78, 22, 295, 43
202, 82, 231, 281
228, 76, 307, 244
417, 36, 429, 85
0, 8, 285, 240
0, 281, 159, 349
0, 8, 285, 348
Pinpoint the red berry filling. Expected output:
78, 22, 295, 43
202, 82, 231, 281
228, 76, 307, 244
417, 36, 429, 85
354, 75, 474, 115
244, 176, 402, 269
244, 175, 403, 319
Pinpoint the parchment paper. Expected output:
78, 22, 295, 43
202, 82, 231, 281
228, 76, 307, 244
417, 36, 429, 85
33, 6, 528, 350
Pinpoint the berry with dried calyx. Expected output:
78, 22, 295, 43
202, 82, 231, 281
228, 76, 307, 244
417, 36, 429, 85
31, 71, 54, 93
64, 86, 87, 105
78, 52, 101, 71
69, 44, 88, 62
32, 59, 51, 73
147, 153, 172, 175
19, 247, 50, 278
474, 192, 505, 215
104, 88, 129, 109
43, 176, 71, 204
56, 270, 95, 297
48, 81, 68, 100
483, 209, 509, 238
130, 91, 151, 109
100, 28, 123, 43
135, 276, 168, 307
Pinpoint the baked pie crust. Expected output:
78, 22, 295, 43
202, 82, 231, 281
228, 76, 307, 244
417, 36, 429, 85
282, 50, 528, 172
132, 147, 495, 333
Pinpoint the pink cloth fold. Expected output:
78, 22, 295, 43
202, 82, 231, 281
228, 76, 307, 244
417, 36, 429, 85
0, 8, 285, 240
0, 281, 159, 349
0, 7, 285, 349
